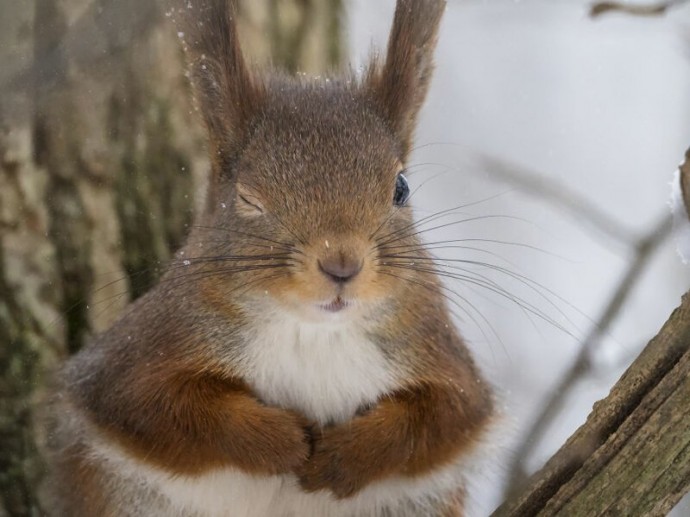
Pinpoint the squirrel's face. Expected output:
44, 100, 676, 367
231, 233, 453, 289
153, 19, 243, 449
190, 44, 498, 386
180, 0, 444, 323
202, 86, 419, 322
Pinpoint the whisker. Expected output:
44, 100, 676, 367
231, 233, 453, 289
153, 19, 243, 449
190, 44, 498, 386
377, 214, 531, 248
229, 271, 289, 299
193, 225, 301, 253
369, 168, 453, 240
87, 254, 297, 315
168, 254, 301, 268
378, 245, 519, 269
166, 263, 293, 282
380, 253, 589, 329
378, 237, 567, 261
373, 192, 512, 245
194, 237, 297, 254
419, 258, 579, 333
377, 270, 502, 350
90, 263, 294, 315
382, 262, 576, 338
265, 212, 308, 247
400, 161, 452, 177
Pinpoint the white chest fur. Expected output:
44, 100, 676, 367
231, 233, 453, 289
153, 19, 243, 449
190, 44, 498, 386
89, 313, 470, 516
236, 313, 398, 425
92, 436, 468, 517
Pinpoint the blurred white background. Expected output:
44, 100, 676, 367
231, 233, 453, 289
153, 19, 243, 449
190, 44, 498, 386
347, 0, 690, 514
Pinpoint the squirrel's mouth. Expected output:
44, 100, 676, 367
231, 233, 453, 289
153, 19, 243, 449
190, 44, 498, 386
318, 296, 349, 313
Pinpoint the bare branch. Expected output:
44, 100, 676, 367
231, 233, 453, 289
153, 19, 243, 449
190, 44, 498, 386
590, 0, 690, 18
479, 155, 639, 246
503, 213, 674, 498
680, 147, 690, 219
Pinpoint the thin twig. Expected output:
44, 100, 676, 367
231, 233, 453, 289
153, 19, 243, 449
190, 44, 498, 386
503, 213, 674, 498
590, 0, 690, 18
478, 155, 638, 246
680, 147, 690, 218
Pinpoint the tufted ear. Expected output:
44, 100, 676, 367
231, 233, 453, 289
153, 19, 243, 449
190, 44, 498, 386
366, 0, 445, 158
177, 0, 264, 173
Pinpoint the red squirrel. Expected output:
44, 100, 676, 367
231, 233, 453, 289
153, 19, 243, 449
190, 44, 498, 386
47, 0, 494, 515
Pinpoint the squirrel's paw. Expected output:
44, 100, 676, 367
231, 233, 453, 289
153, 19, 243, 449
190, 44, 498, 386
234, 408, 311, 475
296, 425, 374, 499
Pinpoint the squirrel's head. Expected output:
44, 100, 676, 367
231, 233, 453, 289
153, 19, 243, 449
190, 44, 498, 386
178, 0, 445, 323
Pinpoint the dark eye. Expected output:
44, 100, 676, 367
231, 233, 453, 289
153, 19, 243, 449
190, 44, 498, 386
393, 172, 410, 206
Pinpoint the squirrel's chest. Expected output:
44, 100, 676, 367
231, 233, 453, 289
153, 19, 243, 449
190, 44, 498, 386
238, 319, 397, 425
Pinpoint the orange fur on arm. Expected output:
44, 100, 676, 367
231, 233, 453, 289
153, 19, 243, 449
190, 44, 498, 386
297, 377, 492, 498
78, 367, 311, 476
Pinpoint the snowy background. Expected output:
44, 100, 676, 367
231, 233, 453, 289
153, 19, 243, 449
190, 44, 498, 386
347, 0, 690, 514
3, 0, 688, 513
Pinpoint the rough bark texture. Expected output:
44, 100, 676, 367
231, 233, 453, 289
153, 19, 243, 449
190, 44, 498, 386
0, 0, 342, 515
493, 291, 690, 516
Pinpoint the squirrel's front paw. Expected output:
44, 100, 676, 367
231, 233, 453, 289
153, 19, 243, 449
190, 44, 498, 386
231, 407, 311, 475
296, 426, 372, 499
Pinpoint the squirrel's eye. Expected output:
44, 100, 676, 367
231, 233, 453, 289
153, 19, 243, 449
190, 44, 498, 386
236, 184, 265, 216
393, 172, 410, 206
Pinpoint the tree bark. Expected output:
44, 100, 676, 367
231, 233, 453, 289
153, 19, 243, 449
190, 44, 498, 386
0, 0, 342, 514
493, 291, 690, 516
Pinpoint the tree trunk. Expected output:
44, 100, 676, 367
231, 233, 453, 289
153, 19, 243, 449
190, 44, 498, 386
493, 291, 690, 516
0, 0, 342, 514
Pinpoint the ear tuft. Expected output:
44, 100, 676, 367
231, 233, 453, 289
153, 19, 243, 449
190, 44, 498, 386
366, 0, 446, 158
175, 0, 264, 168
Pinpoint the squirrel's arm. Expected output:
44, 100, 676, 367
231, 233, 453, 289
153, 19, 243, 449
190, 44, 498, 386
297, 375, 492, 498
75, 363, 310, 476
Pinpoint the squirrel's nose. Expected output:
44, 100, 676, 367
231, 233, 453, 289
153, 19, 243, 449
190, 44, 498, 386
318, 255, 362, 284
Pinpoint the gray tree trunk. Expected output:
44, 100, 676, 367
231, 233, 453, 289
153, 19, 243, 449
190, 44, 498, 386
493, 292, 690, 516
0, 0, 342, 514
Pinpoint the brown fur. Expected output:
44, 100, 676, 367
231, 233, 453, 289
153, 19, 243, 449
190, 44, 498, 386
366, 0, 446, 157
179, 0, 265, 189
57, 287, 311, 477
298, 380, 490, 498
296, 267, 493, 497
51, 442, 115, 516
92, 370, 311, 476
48, 0, 494, 515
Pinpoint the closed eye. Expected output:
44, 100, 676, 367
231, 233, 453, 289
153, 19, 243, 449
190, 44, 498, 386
236, 184, 265, 216
239, 194, 264, 213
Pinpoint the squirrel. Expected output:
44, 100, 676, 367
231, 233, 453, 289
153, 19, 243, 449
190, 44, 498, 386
46, 0, 494, 515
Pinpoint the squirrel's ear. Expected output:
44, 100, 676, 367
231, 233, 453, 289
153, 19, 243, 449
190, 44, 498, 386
177, 0, 264, 170
366, 0, 445, 158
